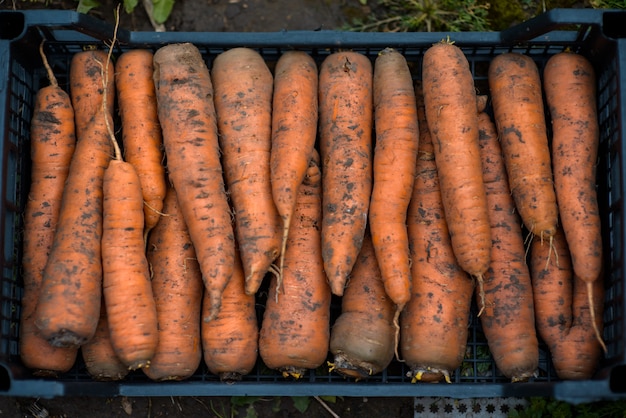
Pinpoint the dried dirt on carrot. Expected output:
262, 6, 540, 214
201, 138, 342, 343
318, 50, 373, 298
153, 42, 235, 323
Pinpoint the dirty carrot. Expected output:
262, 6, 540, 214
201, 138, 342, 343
422, 39, 491, 310
400, 82, 473, 384
201, 248, 258, 382
153, 42, 235, 322
530, 226, 604, 380
488, 52, 558, 241
544, 50, 605, 351
144, 185, 203, 382
34, 49, 114, 348
477, 110, 539, 382
328, 230, 396, 380
212, 47, 282, 295
369, 47, 419, 314
270, 50, 318, 286
20, 41, 78, 375
318, 50, 373, 297
259, 150, 331, 379
101, 149, 159, 370
115, 49, 166, 238
81, 300, 130, 381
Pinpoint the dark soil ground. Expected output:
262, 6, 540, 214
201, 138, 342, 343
0, 1, 413, 416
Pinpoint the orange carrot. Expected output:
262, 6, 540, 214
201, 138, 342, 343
115, 49, 166, 238
422, 40, 491, 310
400, 82, 473, 384
259, 150, 330, 379
328, 231, 396, 380
488, 52, 558, 241
153, 43, 235, 322
369, 47, 419, 312
318, 50, 373, 297
81, 300, 130, 381
144, 186, 203, 381
270, 50, 318, 284
19, 42, 78, 376
477, 110, 539, 382
34, 49, 114, 348
530, 226, 604, 380
201, 248, 258, 382
544, 51, 605, 351
101, 155, 159, 370
211, 47, 282, 295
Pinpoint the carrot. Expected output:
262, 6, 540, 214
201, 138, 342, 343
369, 47, 419, 313
270, 50, 318, 285
69, 49, 115, 138
530, 226, 604, 380
328, 231, 396, 380
259, 150, 330, 379
143, 186, 203, 381
543, 50, 605, 352
34, 49, 114, 348
19, 42, 78, 376
400, 82, 473, 384
318, 50, 373, 297
81, 300, 130, 381
153, 43, 235, 322
201, 248, 258, 382
422, 40, 491, 313
476, 110, 539, 382
211, 47, 282, 295
101, 150, 159, 370
115, 49, 166, 239
488, 52, 558, 241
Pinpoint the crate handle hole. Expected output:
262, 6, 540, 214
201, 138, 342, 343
609, 364, 626, 393
0, 12, 25, 40
0, 365, 10, 392
603, 11, 626, 39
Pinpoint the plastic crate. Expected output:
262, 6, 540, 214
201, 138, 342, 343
0, 8, 625, 403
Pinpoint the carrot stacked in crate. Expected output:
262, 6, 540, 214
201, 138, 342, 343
421, 39, 491, 312
318, 51, 374, 297
543, 51, 606, 354
400, 82, 474, 384
19, 42, 78, 375
477, 110, 539, 382
212, 47, 282, 296
144, 186, 203, 381
488, 53, 558, 245
369, 47, 419, 319
115, 49, 166, 240
202, 248, 258, 382
329, 231, 396, 380
270, 50, 319, 283
153, 43, 235, 322
34, 49, 114, 348
259, 150, 331, 379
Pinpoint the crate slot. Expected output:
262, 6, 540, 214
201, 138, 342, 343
0, 12, 25, 40
603, 12, 626, 39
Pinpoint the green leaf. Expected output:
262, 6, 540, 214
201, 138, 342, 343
291, 397, 311, 413
319, 396, 337, 404
76, 0, 101, 14
231, 397, 261, 408
151, 0, 175, 24
359, 0, 368, 4
123, 0, 139, 14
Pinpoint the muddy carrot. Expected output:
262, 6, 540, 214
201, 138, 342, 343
153, 43, 235, 322
318, 50, 373, 297
259, 150, 331, 379
144, 186, 203, 381
212, 47, 282, 295
20, 42, 78, 375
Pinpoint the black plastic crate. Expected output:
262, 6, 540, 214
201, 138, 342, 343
0, 8, 625, 403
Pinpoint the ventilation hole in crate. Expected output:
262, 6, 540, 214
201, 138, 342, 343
0, 365, 10, 391
414, 397, 530, 417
